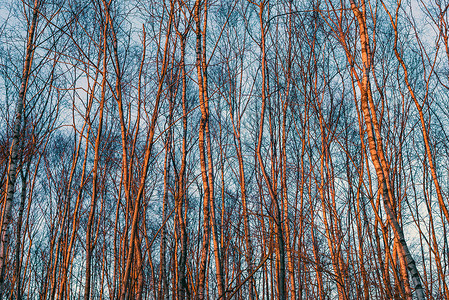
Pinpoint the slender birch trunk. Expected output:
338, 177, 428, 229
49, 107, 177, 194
194, 1, 226, 298
349, 2, 425, 298
0, 0, 39, 293
119, 3, 172, 298
174, 30, 189, 300
83, 16, 108, 300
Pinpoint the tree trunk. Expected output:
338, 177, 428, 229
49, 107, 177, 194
0, 0, 39, 293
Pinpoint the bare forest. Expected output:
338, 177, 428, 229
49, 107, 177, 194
1, 0, 449, 299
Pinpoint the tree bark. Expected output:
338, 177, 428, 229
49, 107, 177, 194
349, 2, 425, 298
0, 0, 39, 293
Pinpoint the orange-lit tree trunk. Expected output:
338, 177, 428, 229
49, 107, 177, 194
252, 1, 286, 298
119, 1, 173, 298
83, 15, 108, 300
194, 1, 226, 299
347, 1, 425, 298
173, 19, 189, 298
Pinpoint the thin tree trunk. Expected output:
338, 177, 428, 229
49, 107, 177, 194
174, 30, 189, 300
348, 2, 425, 298
119, 3, 172, 298
12, 161, 30, 300
254, 2, 286, 298
84, 16, 108, 300
194, 1, 226, 298
0, 0, 39, 294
